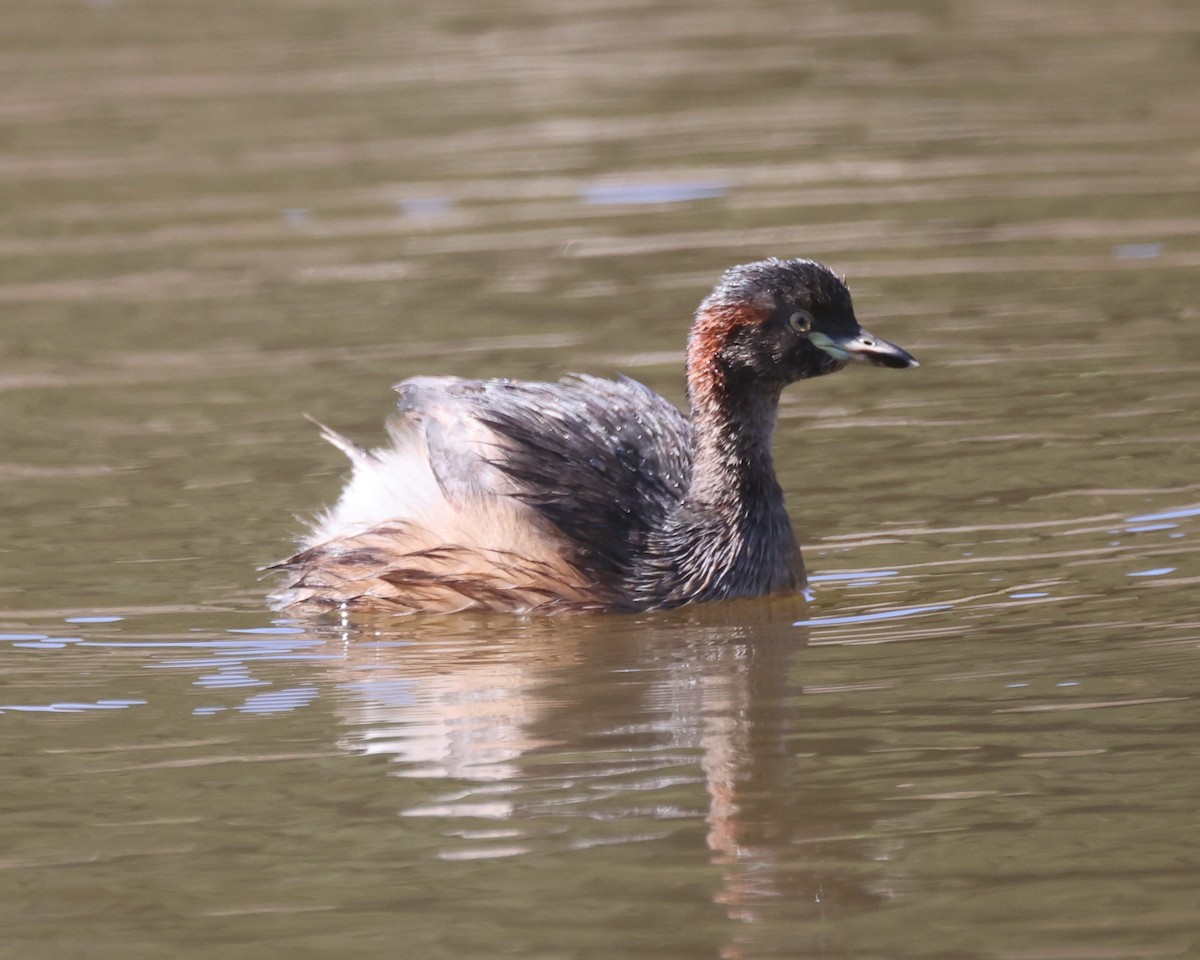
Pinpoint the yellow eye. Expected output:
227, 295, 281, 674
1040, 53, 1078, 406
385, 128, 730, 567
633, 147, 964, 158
787, 310, 813, 333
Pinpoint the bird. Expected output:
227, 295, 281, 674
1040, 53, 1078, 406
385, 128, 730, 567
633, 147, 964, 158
269, 257, 917, 616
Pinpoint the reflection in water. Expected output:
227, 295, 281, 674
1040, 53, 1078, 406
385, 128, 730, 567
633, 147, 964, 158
4, 544, 1200, 958
580, 182, 730, 205
794, 602, 955, 627
303, 597, 897, 945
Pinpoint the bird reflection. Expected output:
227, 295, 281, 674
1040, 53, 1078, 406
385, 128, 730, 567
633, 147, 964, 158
310, 594, 891, 945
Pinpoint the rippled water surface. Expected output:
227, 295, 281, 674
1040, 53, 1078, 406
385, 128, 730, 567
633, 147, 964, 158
3, 0, 1199, 957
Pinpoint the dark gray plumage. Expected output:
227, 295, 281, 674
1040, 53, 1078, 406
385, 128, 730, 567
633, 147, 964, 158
462, 375, 693, 588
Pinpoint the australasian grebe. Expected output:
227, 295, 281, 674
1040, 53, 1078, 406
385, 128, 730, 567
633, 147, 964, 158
270, 258, 917, 615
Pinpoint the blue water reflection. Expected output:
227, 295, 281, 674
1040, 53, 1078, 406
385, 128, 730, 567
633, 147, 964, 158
1126, 505, 1200, 522
580, 181, 729, 204
794, 603, 954, 627
0, 699, 147, 713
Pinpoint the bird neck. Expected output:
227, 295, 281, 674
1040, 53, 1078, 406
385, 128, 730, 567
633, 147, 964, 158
685, 354, 785, 514
625, 348, 802, 610
627, 362, 799, 610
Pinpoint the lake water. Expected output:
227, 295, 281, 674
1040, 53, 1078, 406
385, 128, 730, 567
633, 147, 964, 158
2, 0, 1199, 957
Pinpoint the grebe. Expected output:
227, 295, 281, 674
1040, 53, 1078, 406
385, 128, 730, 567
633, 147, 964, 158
270, 258, 917, 615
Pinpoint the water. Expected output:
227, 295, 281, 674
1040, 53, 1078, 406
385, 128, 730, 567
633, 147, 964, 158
2, 0, 1199, 956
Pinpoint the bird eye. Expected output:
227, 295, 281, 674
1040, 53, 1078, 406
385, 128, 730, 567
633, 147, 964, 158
787, 310, 813, 333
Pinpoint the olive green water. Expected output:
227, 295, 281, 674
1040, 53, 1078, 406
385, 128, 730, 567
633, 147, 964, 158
3, 0, 1199, 957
